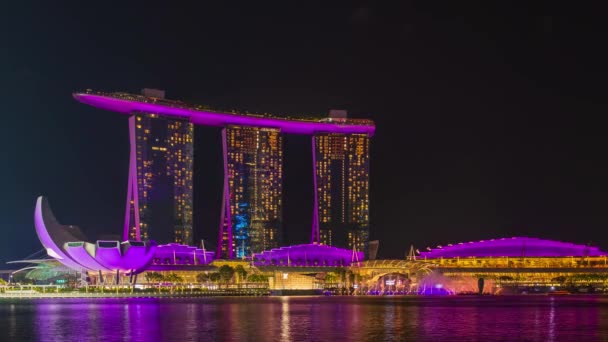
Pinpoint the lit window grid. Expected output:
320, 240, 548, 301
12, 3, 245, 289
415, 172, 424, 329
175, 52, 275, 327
128, 113, 194, 245
225, 126, 283, 258
315, 134, 370, 253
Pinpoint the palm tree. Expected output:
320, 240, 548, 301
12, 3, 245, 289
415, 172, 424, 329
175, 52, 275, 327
196, 273, 209, 283
164, 273, 183, 283
325, 273, 337, 286
145, 272, 164, 283
234, 265, 248, 283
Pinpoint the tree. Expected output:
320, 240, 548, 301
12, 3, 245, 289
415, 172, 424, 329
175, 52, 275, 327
209, 272, 221, 282
196, 273, 209, 283
235, 265, 248, 282
337, 268, 347, 284
348, 271, 355, 285
145, 272, 164, 283
248, 274, 269, 282
218, 265, 235, 284
325, 273, 337, 284
164, 273, 183, 283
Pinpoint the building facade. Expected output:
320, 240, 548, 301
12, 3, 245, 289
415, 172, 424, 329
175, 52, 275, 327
218, 126, 283, 259
313, 132, 370, 255
124, 93, 194, 245
75, 90, 375, 259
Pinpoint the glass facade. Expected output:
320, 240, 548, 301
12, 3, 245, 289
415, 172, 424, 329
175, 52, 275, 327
127, 113, 194, 245
314, 133, 370, 255
220, 126, 283, 258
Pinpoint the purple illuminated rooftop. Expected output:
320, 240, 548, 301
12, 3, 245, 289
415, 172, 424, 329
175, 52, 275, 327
419, 237, 608, 259
148, 243, 215, 268
253, 243, 363, 267
73, 90, 375, 136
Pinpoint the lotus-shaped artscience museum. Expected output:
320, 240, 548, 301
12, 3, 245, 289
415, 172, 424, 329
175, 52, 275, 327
34, 196, 156, 273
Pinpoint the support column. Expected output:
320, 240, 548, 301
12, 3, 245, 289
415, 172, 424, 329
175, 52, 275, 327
311, 135, 320, 244
123, 115, 141, 241
216, 128, 233, 259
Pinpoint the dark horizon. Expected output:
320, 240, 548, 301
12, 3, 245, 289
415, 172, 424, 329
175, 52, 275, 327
2, 2, 608, 264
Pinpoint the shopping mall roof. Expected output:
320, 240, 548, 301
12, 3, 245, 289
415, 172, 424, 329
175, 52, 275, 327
419, 237, 608, 258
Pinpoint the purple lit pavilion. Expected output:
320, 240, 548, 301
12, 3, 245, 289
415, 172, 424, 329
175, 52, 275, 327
419, 237, 608, 259
73, 90, 375, 260
253, 244, 363, 267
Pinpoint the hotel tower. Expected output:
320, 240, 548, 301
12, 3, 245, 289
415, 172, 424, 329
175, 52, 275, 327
312, 110, 370, 256
124, 89, 194, 245
74, 90, 374, 258
218, 126, 283, 259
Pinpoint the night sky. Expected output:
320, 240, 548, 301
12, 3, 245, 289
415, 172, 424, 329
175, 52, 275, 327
2, 2, 608, 264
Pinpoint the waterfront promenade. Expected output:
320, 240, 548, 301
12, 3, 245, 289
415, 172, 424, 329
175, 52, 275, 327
0, 285, 270, 299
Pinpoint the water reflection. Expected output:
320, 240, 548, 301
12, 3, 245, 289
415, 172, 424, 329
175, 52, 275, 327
0, 296, 607, 341
281, 297, 290, 341
548, 298, 556, 342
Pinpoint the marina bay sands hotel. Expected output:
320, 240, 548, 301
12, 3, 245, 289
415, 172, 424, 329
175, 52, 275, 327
74, 89, 375, 259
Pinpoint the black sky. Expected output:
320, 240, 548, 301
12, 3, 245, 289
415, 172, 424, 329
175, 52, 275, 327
2, 2, 608, 263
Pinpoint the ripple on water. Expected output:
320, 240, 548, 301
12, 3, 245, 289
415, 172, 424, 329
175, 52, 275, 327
1, 296, 607, 341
